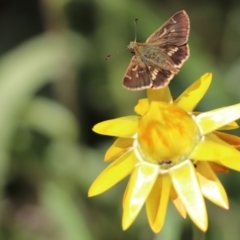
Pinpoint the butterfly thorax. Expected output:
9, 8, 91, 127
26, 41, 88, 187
128, 42, 154, 62
128, 41, 171, 68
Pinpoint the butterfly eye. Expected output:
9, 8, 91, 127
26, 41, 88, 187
130, 49, 135, 54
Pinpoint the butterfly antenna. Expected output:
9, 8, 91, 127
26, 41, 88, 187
134, 18, 138, 42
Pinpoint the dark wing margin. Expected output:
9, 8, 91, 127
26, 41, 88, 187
151, 68, 175, 89
123, 56, 152, 90
161, 44, 190, 68
123, 56, 176, 90
146, 10, 190, 46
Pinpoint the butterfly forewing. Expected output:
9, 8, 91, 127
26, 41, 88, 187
146, 10, 190, 46
123, 10, 190, 90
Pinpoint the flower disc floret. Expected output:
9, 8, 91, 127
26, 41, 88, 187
137, 101, 200, 168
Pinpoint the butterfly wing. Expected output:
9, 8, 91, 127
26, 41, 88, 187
147, 66, 174, 89
123, 56, 152, 90
159, 44, 190, 68
144, 44, 189, 89
123, 10, 190, 90
123, 56, 174, 90
145, 10, 190, 88
150, 69, 174, 89
146, 10, 190, 46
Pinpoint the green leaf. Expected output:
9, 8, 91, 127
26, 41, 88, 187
0, 32, 86, 194
23, 97, 79, 140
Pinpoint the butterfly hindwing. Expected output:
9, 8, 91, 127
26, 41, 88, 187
123, 56, 151, 90
150, 68, 174, 89
123, 56, 175, 89
160, 44, 190, 68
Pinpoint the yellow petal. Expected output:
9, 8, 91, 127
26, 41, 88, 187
122, 162, 159, 230
193, 113, 239, 131
196, 103, 240, 135
174, 73, 212, 111
214, 131, 240, 149
138, 87, 200, 118
208, 162, 229, 173
92, 116, 138, 137
146, 175, 172, 233
193, 113, 239, 130
147, 87, 172, 103
190, 133, 240, 171
145, 176, 162, 228
134, 98, 149, 116
122, 179, 129, 209
152, 174, 171, 233
88, 151, 137, 197
170, 160, 208, 232
197, 162, 228, 209
171, 187, 187, 218
104, 138, 134, 161
219, 121, 239, 130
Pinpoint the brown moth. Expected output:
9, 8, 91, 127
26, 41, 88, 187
123, 10, 190, 90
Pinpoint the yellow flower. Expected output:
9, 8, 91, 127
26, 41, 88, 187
88, 73, 240, 233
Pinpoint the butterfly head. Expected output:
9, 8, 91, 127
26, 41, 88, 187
127, 41, 138, 54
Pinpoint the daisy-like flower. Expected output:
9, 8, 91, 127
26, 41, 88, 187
88, 73, 240, 233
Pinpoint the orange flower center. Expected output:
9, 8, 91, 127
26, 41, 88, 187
137, 101, 200, 168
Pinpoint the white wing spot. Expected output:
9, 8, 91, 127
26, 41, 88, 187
172, 18, 177, 23
132, 65, 138, 72
167, 47, 178, 56
170, 29, 175, 32
125, 75, 132, 79
151, 69, 159, 80
159, 28, 167, 38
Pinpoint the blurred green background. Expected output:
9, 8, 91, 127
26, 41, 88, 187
0, 0, 240, 239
